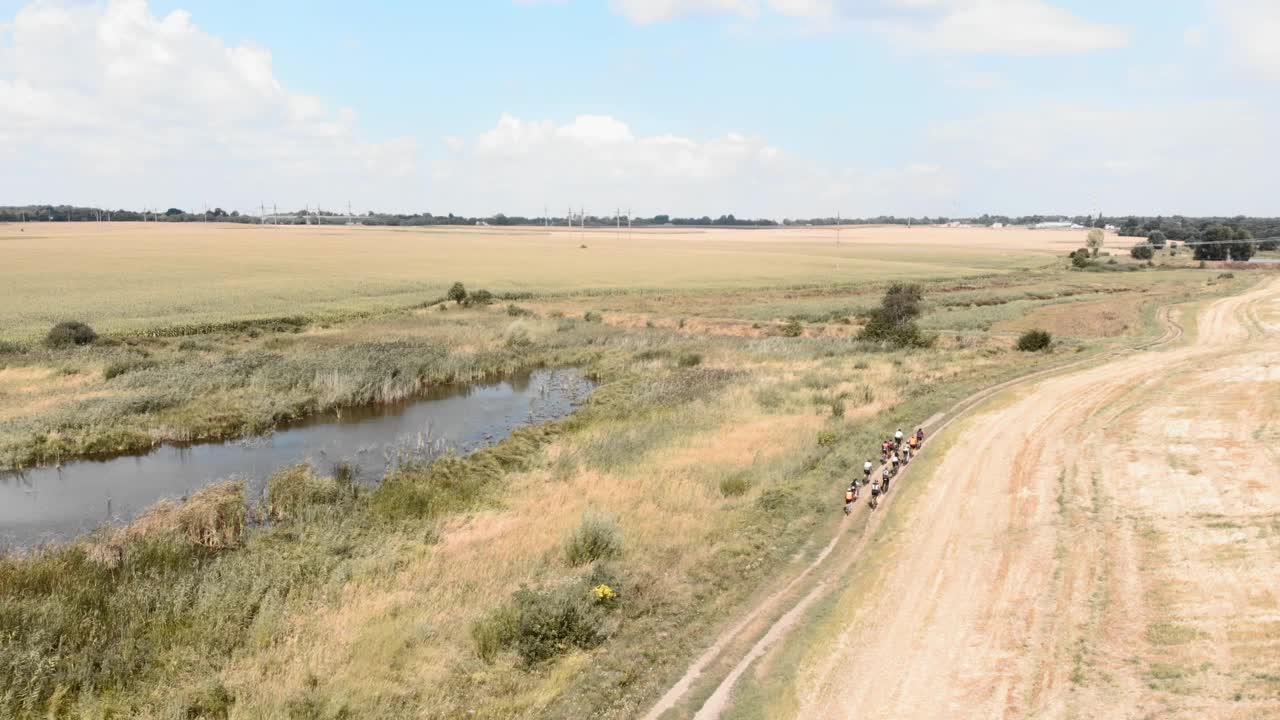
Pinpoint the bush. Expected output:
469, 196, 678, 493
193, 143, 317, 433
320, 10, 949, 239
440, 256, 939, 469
506, 303, 534, 317
1017, 329, 1052, 352
447, 282, 467, 305
1087, 228, 1104, 257
583, 310, 603, 323
719, 472, 751, 497
564, 512, 622, 566
1147, 230, 1167, 249
779, 319, 804, 337
1130, 243, 1154, 260
44, 320, 98, 348
1070, 248, 1091, 269
857, 283, 932, 348
467, 289, 495, 306
503, 320, 534, 348
0, 340, 26, 355
264, 465, 349, 521
103, 357, 158, 380
471, 605, 520, 664
676, 352, 702, 368
816, 430, 838, 446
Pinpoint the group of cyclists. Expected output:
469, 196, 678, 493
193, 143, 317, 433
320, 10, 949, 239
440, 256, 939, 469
844, 426, 924, 513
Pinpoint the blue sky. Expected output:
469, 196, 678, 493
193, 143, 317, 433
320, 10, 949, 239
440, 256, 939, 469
1, 0, 1277, 217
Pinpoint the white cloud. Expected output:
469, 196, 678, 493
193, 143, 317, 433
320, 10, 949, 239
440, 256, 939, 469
600, 0, 1128, 54
1182, 25, 1204, 47
943, 68, 1008, 89
870, 0, 1128, 55
927, 101, 1278, 214
1215, 0, 1280, 79
431, 112, 955, 217
0, 0, 420, 211
611, 0, 759, 24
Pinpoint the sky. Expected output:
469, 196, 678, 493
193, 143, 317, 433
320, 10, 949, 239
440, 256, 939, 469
0, 0, 1277, 218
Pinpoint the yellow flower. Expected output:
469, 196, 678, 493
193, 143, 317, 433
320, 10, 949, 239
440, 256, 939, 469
592, 584, 616, 602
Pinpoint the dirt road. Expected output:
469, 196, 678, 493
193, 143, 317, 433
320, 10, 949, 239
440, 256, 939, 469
646, 277, 1279, 719
784, 278, 1280, 719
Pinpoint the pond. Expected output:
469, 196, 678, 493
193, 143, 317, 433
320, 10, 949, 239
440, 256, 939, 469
0, 368, 594, 547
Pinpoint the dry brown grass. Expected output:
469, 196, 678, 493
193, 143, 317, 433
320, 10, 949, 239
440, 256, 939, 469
86, 481, 246, 567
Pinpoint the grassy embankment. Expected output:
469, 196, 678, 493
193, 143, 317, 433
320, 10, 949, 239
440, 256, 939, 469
0, 225, 1243, 718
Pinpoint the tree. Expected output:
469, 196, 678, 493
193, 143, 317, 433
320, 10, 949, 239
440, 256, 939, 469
1120, 217, 1141, 236
1147, 230, 1166, 249
1194, 226, 1233, 261
164, 207, 185, 216
1130, 243, 1154, 260
858, 283, 931, 347
1086, 228, 1105, 258
447, 282, 468, 305
1228, 228, 1256, 262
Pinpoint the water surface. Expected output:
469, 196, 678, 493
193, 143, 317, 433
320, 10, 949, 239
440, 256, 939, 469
0, 368, 593, 547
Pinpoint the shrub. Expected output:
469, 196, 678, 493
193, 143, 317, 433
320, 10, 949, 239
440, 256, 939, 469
565, 512, 622, 566
0, 340, 26, 355
44, 320, 98, 348
508, 584, 606, 665
829, 398, 845, 418
1218, 272, 1235, 279
103, 357, 158, 380
719, 472, 751, 497
467, 289, 495, 306
779, 319, 804, 337
264, 465, 348, 521
1147, 230, 1167, 249
447, 282, 467, 305
503, 320, 533, 348
506, 303, 534, 317
676, 352, 702, 368
1086, 228, 1104, 257
1070, 248, 1091, 269
1130, 243, 1154, 260
858, 283, 932, 348
817, 430, 839, 446
1017, 329, 1052, 352
471, 605, 520, 663
583, 310, 603, 323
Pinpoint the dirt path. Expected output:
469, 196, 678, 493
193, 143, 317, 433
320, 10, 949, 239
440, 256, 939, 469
645, 278, 1279, 720
787, 277, 1280, 719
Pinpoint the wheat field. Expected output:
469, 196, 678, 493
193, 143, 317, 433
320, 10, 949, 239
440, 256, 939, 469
0, 222, 1073, 340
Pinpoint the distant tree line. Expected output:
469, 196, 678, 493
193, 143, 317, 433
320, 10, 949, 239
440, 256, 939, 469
3, 205, 1278, 247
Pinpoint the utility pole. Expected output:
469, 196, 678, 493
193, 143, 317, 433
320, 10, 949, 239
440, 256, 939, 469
836, 212, 841, 246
